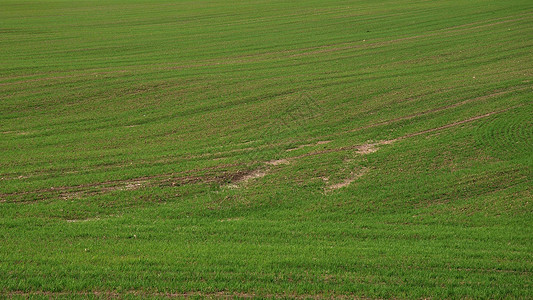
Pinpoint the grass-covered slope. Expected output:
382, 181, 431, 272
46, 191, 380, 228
1, 0, 532, 298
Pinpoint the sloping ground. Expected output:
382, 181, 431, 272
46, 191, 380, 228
0, 0, 532, 298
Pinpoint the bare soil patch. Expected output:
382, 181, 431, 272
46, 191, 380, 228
327, 168, 369, 191
266, 158, 290, 165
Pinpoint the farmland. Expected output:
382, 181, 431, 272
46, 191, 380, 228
1, 0, 532, 298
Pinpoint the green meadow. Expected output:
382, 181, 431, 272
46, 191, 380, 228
1, 0, 532, 298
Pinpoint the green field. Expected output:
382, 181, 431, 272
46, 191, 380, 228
1, 0, 532, 298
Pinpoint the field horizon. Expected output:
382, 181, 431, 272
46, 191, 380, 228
1, 0, 532, 298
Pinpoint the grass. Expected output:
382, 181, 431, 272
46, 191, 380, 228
1, 0, 532, 298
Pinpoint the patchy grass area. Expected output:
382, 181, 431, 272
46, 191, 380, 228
1, 0, 532, 298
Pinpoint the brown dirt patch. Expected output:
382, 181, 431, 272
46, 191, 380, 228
266, 158, 290, 165
226, 169, 267, 189
327, 168, 368, 191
